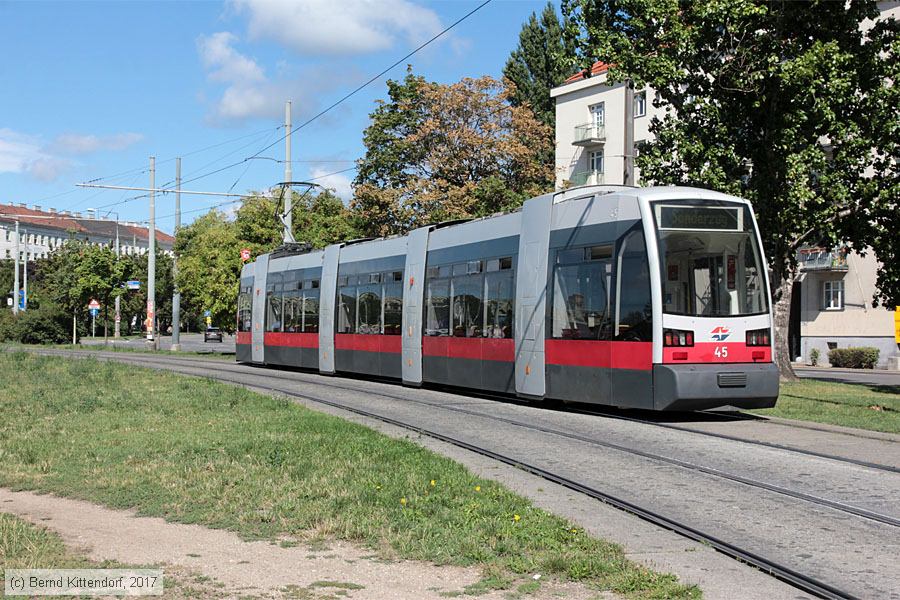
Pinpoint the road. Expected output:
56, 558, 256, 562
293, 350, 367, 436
80, 332, 235, 354
31, 348, 900, 600
795, 366, 900, 388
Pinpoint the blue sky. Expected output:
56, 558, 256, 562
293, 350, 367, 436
0, 0, 548, 232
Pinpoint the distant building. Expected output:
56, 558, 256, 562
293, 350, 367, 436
550, 3, 899, 367
0, 203, 174, 261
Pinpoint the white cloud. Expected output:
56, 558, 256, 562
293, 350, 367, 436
311, 166, 353, 201
230, 0, 444, 56
53, 132, 144, 154
198, 31, 265, 83
198, 32, 342, 124
0, 128, 71, 181
28, 157, 73, 182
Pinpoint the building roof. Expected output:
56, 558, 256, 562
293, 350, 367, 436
564, 61, 611, 84
0, 203, 175, 245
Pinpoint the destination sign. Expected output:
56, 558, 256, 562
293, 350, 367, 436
658, 206, 740, 231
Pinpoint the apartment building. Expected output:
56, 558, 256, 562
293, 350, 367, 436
0, 203, 174, 261
550, 3, 899, 367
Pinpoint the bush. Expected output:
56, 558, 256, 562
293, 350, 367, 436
809, 348, 820, 366
0, 306, 71, 345
827, 347, 880, 369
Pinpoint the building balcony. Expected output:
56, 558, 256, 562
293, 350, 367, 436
565, 171, 604, 187
573, 123, 606, 146
797, 247, 849, 271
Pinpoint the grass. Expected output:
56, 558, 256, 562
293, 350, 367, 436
0, 352, 697, 599
752, 379, 900, 434
0, 512, 225, 598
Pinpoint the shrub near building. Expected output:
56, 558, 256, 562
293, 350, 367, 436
827, 347, 880, 369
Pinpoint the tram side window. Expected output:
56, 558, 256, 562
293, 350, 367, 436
452, 274, 483, 337
425, 278, 450, 336
614, 228, 652, 342
283, 289, 302, 332
484, 270, 514, 338
266, 287, 283, 332
302, 289, 319, 333
552, 261, 610, 340
237, 287, 252, 332
357, 284, 382, 334
383, 279, 403, 335
338, 282, 357, 334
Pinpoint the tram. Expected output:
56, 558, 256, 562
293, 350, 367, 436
236, 185, 778, 411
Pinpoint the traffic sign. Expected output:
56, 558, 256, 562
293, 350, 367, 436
89, 308, 100, 317
126, 280, 141, 290
204, 310, 211, 317
240, 248, 251, 262
88, 299, 100, 310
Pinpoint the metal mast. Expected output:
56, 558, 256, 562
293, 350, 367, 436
171, 157, 182, 351
12, 221, 19, 315
147, 156, 157, 349
283, 100, 293, 242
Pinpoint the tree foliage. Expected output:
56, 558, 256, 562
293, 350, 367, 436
175, 210, 242, 333
563, 0, 899, 375
353, 72, 555, 237
503, 2, 575, 128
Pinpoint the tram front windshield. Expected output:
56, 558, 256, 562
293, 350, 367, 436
654, 201, 768, 317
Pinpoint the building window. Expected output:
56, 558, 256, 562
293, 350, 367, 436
822, 280, 844, 310
589, 102, 605, 127
634, 91, 647, 117
589, 151, 604, 174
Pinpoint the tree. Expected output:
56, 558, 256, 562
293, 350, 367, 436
292, 189, 362, 248
353, 73, 554, 237
234, 193, 282, 254
175, 211, 242, 333
503, 2, 575, 128
40, 241, 126, 342
563, 0, 899, 379
353, 69, 429, 236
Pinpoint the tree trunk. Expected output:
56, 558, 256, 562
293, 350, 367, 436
772, 272, 799, 382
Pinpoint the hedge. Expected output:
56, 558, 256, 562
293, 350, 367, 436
827, 347, 880, 369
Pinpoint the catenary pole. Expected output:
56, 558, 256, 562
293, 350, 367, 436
22, 229, 27, 310
171, 157, 182, 351
284, 101, 292, 242
114, 216, 120, 338
12, 220, 19, 315
147, 156, 157, 350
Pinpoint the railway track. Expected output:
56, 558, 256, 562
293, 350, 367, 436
60, 349, 899, 474
27, 348, 900, 599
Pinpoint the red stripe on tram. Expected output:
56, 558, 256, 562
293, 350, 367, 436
546, 339, 652, 370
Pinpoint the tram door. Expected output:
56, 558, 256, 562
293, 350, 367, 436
251, 254, 269, 363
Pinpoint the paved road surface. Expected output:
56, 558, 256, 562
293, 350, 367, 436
795, 366, 900, 387
80, 332, 235, 354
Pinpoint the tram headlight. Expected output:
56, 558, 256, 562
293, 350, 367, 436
746, 328, 771, 346
664, 328, 694, 347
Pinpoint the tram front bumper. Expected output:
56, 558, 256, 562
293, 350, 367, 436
653, 362, 779, 411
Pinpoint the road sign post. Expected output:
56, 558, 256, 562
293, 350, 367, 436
88, 300, 101, 339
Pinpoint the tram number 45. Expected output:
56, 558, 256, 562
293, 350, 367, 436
714, 346, 729, 358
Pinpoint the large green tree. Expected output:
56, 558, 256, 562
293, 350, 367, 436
503, 2, 575, 128
353, 73, 555, 237
563, 0, 899, 378
175, 210, 243, 333
40, 241, 127, 342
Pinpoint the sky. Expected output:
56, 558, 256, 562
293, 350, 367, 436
0, 0, 548, 233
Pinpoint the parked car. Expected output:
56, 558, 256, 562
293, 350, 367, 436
204, 327, 223, 343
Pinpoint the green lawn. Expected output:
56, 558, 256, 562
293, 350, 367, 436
0, 353, 698, 599
753, 379, 900, 434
